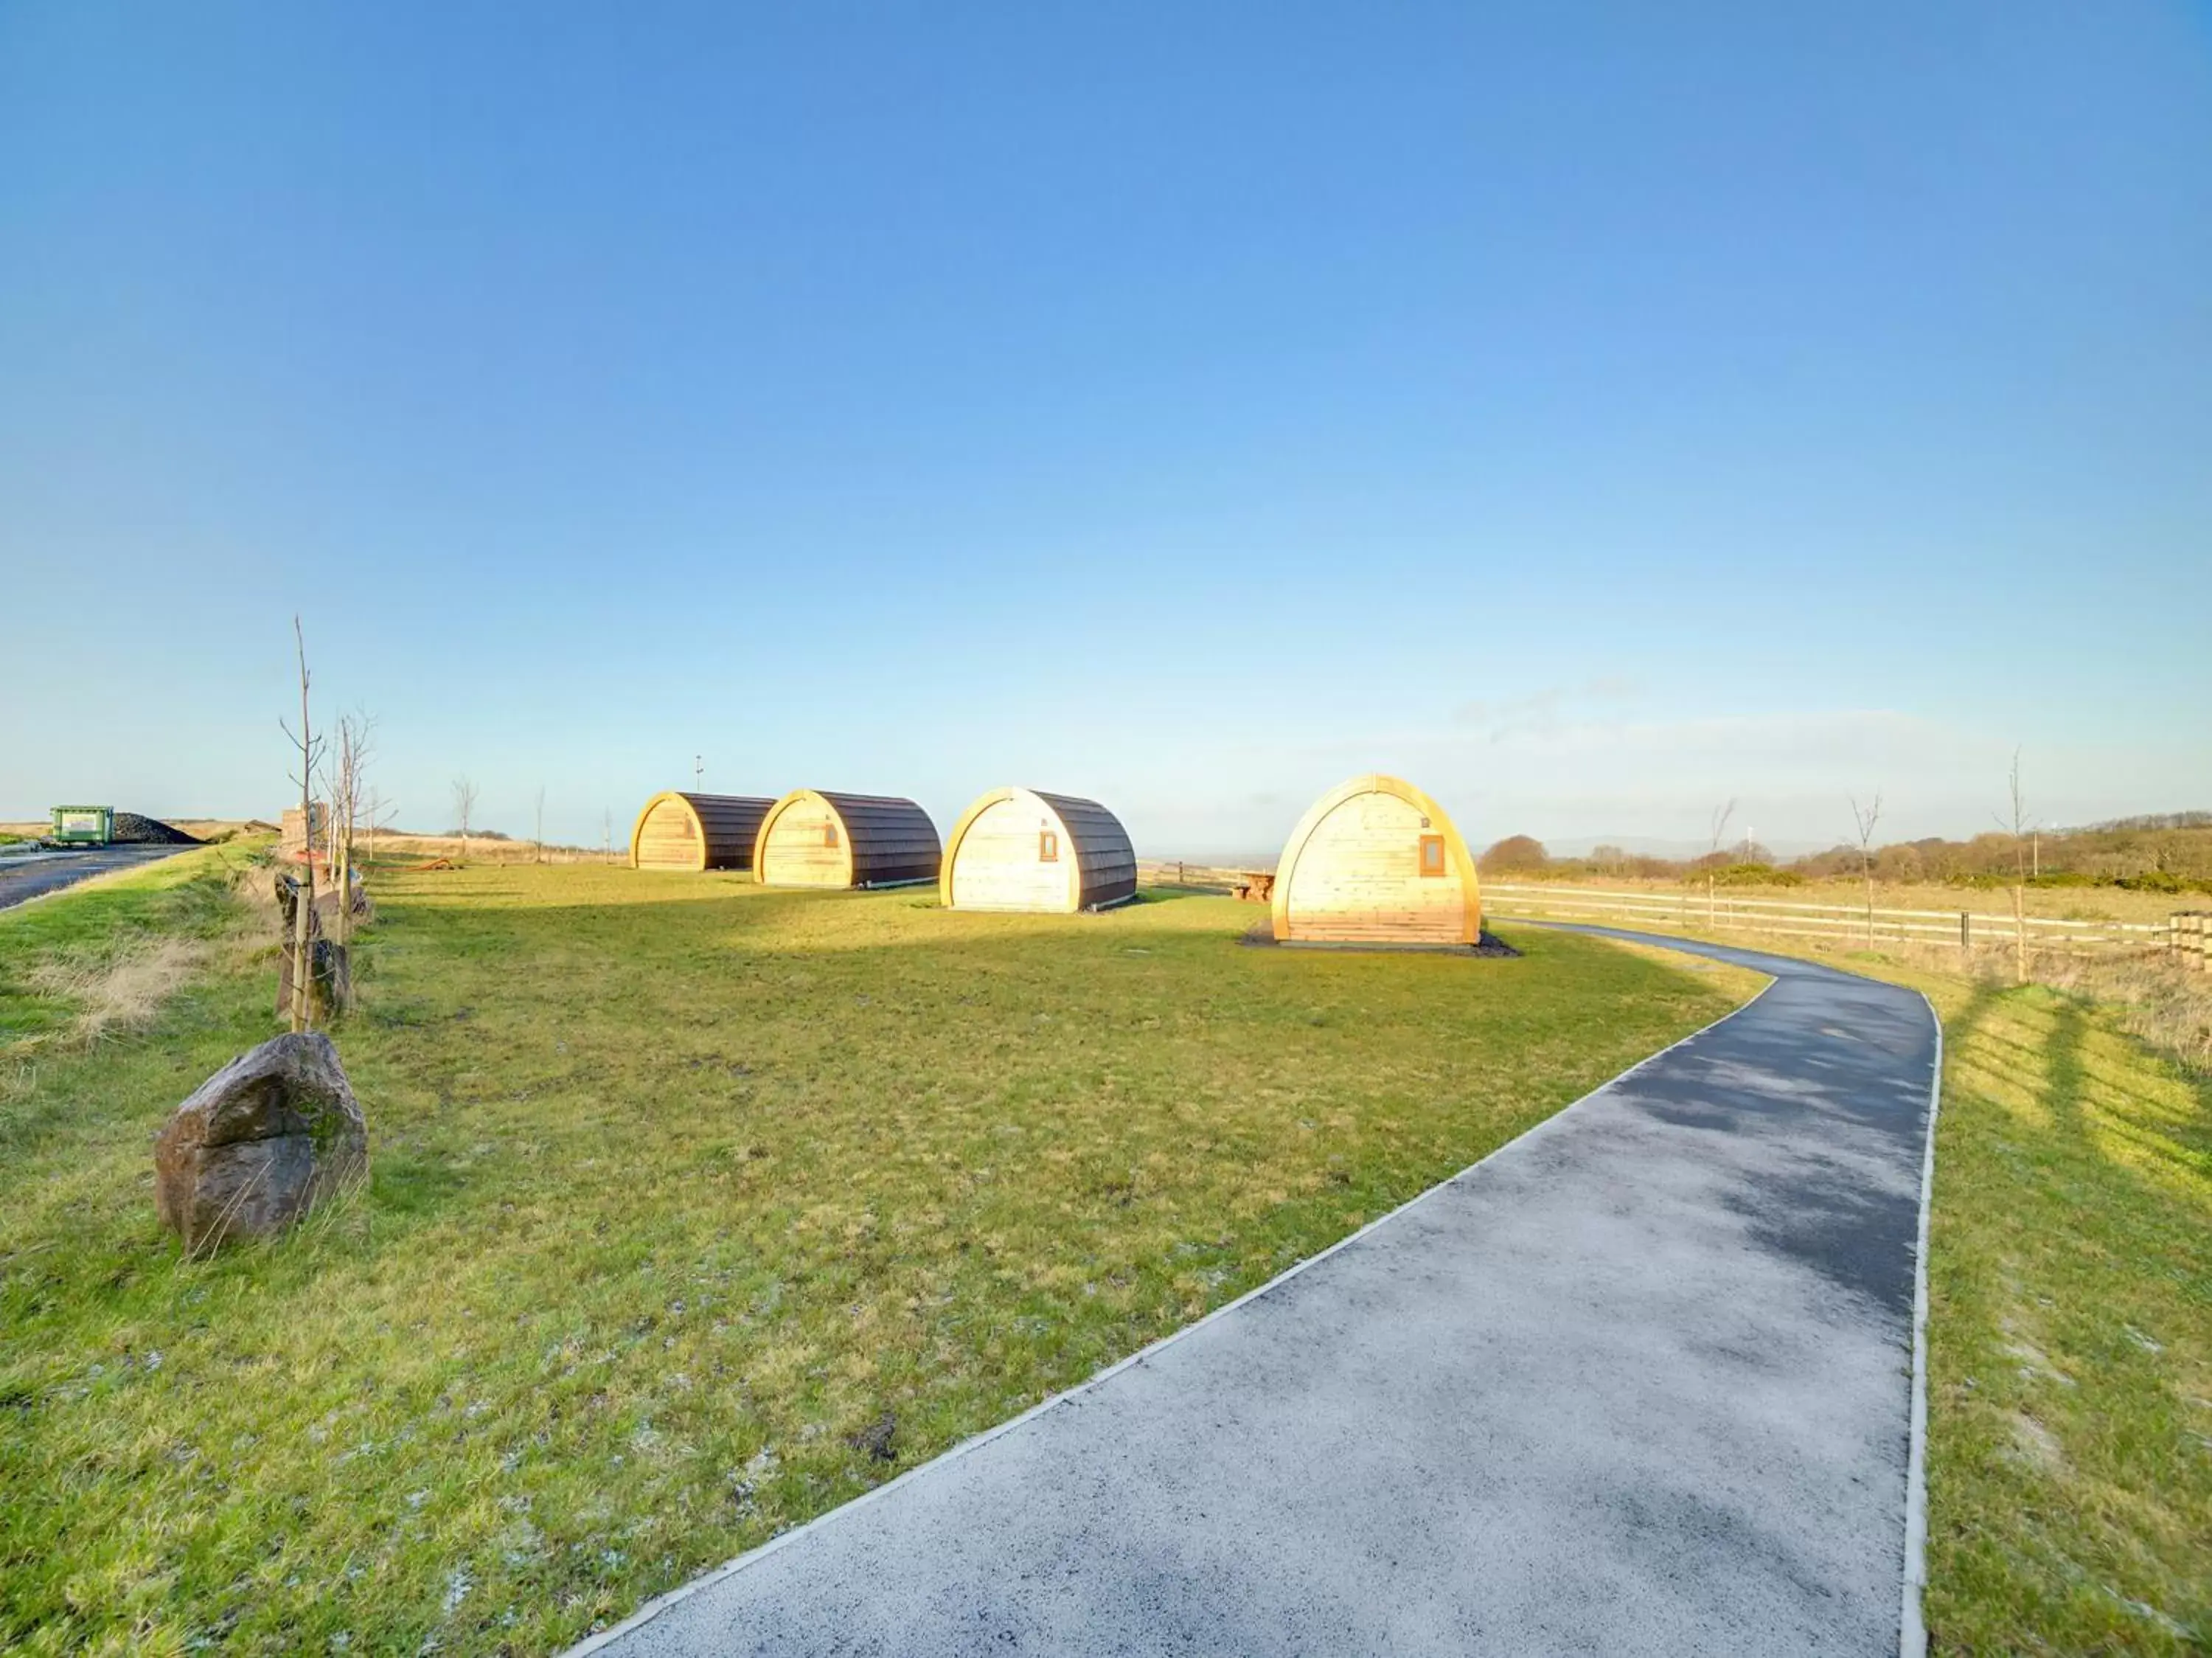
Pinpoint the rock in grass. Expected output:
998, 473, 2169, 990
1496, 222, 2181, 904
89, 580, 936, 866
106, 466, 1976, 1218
848, 1412, 897, 1463
154, 1033, 369, 1254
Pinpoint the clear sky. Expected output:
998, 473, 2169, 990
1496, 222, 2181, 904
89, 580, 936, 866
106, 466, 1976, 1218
4, 2, 2208, 856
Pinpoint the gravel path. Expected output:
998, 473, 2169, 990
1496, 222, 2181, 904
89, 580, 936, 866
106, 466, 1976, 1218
574, 929, 1939, 1658
0, 844, 193, 912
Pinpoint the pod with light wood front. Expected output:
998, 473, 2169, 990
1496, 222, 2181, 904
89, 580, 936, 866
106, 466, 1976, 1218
1271, 774, 1481, 946
629, 791, 776, 872
753, 790, 942, 889
941, 787, 1138, 914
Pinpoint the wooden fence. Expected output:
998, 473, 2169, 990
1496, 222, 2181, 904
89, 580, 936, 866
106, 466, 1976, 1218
1481, 882, 2208, 966
1136, 860, 1255, 894
1124, 865, 2211, 969
2177, 911, 2212, 970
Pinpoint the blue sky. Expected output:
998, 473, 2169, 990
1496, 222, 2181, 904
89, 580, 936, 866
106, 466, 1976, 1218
4, 2, 2208, 856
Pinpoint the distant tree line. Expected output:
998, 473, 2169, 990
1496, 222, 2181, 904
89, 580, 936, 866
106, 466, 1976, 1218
1479, 814, 2212, 895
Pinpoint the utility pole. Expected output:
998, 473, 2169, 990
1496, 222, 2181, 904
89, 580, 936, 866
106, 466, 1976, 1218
694, 754, 703, 790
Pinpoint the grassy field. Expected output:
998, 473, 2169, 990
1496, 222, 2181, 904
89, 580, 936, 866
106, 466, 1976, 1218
1888, 964, 2210, 1654
0, 850, 1756, 1656
1481, 871, 2195, 927
1142, 861, 2203, 928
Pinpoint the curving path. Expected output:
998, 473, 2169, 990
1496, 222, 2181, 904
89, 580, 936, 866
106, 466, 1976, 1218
575, 929, 1939, 1658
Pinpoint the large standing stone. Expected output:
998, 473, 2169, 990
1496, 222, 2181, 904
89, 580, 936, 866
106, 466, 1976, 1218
154, 1033, 369, 1253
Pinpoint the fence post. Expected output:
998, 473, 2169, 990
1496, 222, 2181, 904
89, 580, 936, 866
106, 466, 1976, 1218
1959, 911, 1970, 951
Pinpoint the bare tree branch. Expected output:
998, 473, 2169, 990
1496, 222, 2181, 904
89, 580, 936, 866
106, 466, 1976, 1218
1849, 791, 1883, 947
1705, 797, 1736, 931
451, 777, 480, 865
288, 617, 317, 1033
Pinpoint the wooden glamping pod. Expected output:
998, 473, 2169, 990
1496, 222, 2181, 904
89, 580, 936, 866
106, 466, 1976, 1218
1271, 774, 1481, 946
753, 790, 942, 889
941, 788, 1138, 914
629, 791, 775, 872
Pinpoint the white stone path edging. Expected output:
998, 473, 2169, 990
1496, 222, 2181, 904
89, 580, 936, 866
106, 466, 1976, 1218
1900, 991, 1943, 1658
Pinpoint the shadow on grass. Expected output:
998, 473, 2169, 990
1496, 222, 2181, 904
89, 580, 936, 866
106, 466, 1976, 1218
1921, 972, 2212, 1652
1943, 976, 2211, 1200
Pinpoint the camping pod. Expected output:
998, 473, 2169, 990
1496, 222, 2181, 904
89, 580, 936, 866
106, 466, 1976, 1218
1271, 774, 1481, 946
941, 788, 1138, 914
753, 790, 942, 889
629, 791, 775, 872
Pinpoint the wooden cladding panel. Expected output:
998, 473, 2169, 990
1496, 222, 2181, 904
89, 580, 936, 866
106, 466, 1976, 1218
1038, 791, 1138, 912
949, 794, 1078, 912
825, 792, 942, 887
1278, 780, 1475, 945
757, 791, 941, 889
942, 788, 1137, 913
759, 795, 853, 887
635, 797, 703, 870
630, 792, 773, 871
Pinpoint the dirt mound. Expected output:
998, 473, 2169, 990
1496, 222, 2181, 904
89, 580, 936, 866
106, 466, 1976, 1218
109, 812, 203, 846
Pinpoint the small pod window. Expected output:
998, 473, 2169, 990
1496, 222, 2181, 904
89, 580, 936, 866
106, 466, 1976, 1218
1419, 834, 1446, 877
824, 821, 840, 848
1039, 830, 1059, 863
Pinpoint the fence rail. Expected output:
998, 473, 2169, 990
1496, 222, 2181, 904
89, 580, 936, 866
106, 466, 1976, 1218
1481, 883, 2208, 966
1136, 860, 1255, 894
1125, 864, 2211, 969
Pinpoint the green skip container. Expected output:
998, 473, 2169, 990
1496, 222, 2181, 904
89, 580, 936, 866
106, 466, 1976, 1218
49, 805, 114, 846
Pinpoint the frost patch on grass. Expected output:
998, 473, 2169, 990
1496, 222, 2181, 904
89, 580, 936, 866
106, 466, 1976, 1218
2000, 1335, 2076, 1389
440, 1565, 473, 1614
2006, 1412, 2065, 1471
2103, 1586, 2197, 1643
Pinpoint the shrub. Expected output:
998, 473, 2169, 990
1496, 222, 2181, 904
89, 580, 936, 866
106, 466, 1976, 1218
1478, 835, 1549, 875
1706, 863, 1801, 888
2117, 869, 2185, 895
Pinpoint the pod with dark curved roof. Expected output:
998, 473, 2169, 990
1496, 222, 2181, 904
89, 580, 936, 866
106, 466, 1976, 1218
630, 791, 776, 872
941, 788, 1138, 913
1271, 774, 1482, 946
754, 790, 942, 889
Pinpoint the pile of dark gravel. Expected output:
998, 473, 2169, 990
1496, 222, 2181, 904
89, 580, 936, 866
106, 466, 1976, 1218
108, 811, 202, 845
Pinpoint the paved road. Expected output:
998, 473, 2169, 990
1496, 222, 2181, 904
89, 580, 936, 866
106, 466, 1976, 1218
0, 844, 192, 912
577, 929, 1938, 1658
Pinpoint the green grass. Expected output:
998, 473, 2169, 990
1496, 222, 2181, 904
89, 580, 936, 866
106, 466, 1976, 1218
0, 848, 248, 1049
1899, 968, 2211, 1654
0, 856, 1753, 1656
